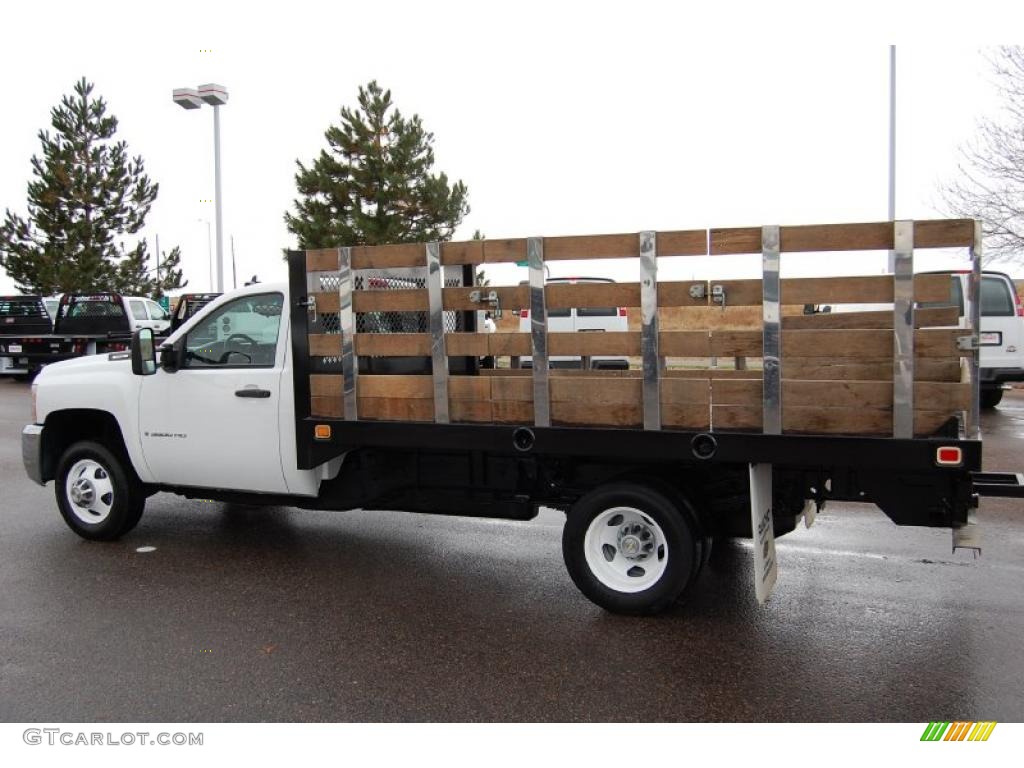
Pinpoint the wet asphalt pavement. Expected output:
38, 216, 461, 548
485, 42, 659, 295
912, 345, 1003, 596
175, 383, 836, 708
1, 380, 1022, 722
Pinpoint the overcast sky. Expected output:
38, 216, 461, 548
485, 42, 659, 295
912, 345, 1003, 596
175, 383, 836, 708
1, 1, 1021, 294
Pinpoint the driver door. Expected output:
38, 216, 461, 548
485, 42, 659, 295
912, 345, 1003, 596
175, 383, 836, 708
138, 292, 288, 493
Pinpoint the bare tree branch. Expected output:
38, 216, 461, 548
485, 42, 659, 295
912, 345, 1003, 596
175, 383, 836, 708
941, 46, 1024, 264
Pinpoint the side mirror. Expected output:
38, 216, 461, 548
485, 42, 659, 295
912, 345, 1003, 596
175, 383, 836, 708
131, 328, 157, 375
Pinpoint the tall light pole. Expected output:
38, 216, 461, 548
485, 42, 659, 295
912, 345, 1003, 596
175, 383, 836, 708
887, 45, 897, 272
199, 219, 213, 291
173, 84, 229, 291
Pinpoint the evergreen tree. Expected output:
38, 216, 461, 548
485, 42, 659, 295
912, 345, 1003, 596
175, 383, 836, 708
0, 78, 185, 295
285, 81, 469, 248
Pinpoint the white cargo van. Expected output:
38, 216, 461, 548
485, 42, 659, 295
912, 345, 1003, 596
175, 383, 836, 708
926, 271, 1024, 408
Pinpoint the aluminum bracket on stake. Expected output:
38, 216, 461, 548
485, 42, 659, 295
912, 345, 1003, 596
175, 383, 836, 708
761, 225, 781, 435
528, 237, 550, 428
337, 247, 358, 421
640, 231, 661, 430
968, 220, 982, 440
892, 220, 915, 439
425, 241, 449, 424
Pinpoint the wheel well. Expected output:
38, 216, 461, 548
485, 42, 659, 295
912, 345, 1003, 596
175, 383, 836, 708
40, 409, 132, 483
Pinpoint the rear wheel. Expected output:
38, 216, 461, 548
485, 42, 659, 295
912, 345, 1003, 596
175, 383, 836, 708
980, 388, 1004, 409
562, 482, 703, 615
55, 441, 145, 541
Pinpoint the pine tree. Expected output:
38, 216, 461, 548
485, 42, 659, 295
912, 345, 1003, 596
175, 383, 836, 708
0, 78, 186, 295
285, 81, 470, 248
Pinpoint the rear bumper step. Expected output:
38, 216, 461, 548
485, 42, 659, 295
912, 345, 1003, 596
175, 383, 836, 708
972, 471, 1024, 498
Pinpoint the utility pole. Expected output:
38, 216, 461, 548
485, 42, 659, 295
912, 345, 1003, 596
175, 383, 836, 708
887, 45, 897, 273
155, 233, 161, 297
231, 235, 237, 289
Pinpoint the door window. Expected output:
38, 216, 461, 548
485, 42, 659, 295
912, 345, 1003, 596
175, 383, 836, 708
129, 300, 148, 321
184, 293, 283, 368
981, 276, 1014, 317
146, 301, 168, 321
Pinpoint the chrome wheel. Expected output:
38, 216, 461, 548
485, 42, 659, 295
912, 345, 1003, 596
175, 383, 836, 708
583, 506, 668, 593
64, 459, 115, 524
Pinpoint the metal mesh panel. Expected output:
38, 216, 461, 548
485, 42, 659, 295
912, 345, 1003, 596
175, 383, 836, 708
308, 267, 466, 345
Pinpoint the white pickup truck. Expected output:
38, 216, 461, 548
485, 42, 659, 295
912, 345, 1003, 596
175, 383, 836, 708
21, 244, 1024, 615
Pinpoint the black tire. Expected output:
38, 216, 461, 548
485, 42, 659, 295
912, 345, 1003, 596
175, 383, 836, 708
562, 481, 702, 615
980, 388, 1004, 409
55, 441, 145, 541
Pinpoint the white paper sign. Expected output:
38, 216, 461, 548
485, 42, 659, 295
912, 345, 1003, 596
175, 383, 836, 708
749, 462, 778, 604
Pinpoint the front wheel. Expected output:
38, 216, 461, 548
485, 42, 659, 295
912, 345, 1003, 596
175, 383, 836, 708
55, 441, 145, 541
562, 482, 703, 615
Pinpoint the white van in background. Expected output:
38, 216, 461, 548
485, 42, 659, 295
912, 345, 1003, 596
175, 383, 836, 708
518, 277, 629, 370
925, 270, 1024, 408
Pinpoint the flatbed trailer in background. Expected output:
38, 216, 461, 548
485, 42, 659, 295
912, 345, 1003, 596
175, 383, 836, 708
1, 294, 133, 378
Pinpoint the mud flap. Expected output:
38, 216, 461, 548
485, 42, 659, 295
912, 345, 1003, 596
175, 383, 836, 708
749, 463, 778, 604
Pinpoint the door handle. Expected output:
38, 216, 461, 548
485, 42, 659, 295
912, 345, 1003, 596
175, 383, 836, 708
235, 388, 271, 398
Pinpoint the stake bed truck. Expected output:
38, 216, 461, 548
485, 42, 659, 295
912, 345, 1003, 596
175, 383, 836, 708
21, 218, 1024, 614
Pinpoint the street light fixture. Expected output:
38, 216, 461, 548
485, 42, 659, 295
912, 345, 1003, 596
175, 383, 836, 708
173, 83, 228, 292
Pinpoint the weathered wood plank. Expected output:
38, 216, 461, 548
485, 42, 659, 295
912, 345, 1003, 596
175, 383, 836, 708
783, 359, 962, 382
711, 379, 970, 410
308, 334, 342, 357
353, 333, 430, 356
545, 233, 639, 260
306, 249, 339, 272
657, 230, 708, 256
440, 241, 484, 266
351, 243, 426, 270
704, 328, 964, 358
709, 219, 975, 255
712, 405, 956, 436
782, 306, 959, 330
708, 274, 952, 306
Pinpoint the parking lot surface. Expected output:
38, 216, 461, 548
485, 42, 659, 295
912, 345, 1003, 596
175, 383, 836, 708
1, 380, 1022, 722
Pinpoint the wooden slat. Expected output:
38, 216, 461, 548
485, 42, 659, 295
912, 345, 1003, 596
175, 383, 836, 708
353, 333, 430, 356
487, 333, 530, 356
915, 219, 976, 248
315, 279, 951, 316
351, 243, 426, 270
552, 402, 642, 427
441, 241, 484, 265
657, 230, 708, 256
444, 286, 529, 312
709, 274, 952, 306
310, 374, 342, 398
306, 249, 339, 272
712, 405, 956, 436
482, 239, 528, 264
709, 219, 976, 255
662, 404, 711, 430
548, 332, 639, 356
704, 328, 964, 358
783, 358, 962, 382
545, 233, 639, 260
310, 395, 343, 418
546, 282, 640, 309
309, 334, 341, 357
711, 379, 970, 410
782, 306, 959, 329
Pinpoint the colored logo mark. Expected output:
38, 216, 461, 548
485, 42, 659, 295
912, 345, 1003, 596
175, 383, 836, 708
921, 722, 997, 741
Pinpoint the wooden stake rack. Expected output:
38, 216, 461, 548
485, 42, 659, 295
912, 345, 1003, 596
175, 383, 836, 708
301, 219, 984, 438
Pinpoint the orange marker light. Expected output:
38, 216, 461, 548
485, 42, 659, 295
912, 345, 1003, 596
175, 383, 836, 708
314, 425, 332, 440
936, 447, 962, 466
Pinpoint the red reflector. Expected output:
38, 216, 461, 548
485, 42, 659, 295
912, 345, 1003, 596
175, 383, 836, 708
936, 447, 962, 466
520, 309, 529, 319
618, 307, 627, 317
